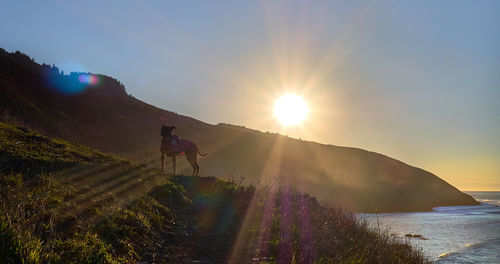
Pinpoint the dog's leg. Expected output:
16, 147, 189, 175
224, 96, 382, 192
161, 153, 165, 174
186, 151, 199, 176
172, 155, 176, 176
192, 163, 199, 176
193, 160, 199, 176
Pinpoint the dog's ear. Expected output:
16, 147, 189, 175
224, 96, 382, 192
171, 126, 176, 130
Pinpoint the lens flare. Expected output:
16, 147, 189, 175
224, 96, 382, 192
78, 74, 99, 85
44, 71, 100, 95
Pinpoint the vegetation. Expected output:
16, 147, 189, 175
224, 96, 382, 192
0, 121, 430, 263
0, 121, 113, 177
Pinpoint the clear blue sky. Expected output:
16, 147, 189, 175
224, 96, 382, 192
1, 0, 499, 190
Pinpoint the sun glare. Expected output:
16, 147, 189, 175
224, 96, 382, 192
274, 94, 309, 126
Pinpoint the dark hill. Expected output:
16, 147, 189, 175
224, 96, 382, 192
0, 48, 478, 212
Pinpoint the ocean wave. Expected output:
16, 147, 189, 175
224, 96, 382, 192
435, 238, 500, 264
433, 205, 483, 212
479, 199, 500, 206
436, 242, 481, 260
432, 202, 500, 215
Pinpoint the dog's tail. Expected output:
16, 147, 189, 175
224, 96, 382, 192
197, 148, 208, 157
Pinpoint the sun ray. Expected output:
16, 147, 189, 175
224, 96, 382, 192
302, 1, 376, 95
278, 187, 293, 263
297, 193, 316, 262
228, 135, 285, 262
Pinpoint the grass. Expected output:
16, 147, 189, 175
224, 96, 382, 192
0, 121, 114, 177
0, 121, 430, 263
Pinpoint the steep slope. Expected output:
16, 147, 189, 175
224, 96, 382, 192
0, 121, 430, 263
0, 48, 478, 212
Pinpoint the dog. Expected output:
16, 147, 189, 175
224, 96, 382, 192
160, 125, 207, 176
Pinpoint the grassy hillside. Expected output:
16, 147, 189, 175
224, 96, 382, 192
0, 121, 430, 263
0, 48, 478, 212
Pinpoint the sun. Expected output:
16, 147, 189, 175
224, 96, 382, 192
274, 93, 309, 126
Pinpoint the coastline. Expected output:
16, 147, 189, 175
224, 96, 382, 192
359, 191, 500, 263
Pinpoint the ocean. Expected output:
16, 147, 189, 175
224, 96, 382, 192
359, 192, 500, 264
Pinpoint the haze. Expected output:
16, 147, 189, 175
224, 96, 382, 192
1, 0, 499, 191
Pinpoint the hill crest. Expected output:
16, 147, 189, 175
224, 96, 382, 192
0, 48, 478, 212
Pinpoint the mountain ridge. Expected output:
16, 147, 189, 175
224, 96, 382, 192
0, 48, 478, 212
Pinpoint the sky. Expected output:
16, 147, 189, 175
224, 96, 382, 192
1, 0, 499, 191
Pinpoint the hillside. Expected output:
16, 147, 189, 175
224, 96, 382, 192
0, 121, 430, 263
0, 48, 478, 212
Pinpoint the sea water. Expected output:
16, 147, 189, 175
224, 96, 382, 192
359, 192, 500, 263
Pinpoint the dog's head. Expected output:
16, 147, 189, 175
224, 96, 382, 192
161, 125, 176, 137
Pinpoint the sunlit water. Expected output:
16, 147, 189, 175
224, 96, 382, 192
359, 192, 500, 263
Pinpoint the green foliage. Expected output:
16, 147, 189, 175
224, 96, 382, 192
0, 218, 40, 264
49, 233, 116, 264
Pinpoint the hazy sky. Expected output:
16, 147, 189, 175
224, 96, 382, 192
1, 0, 499, 190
